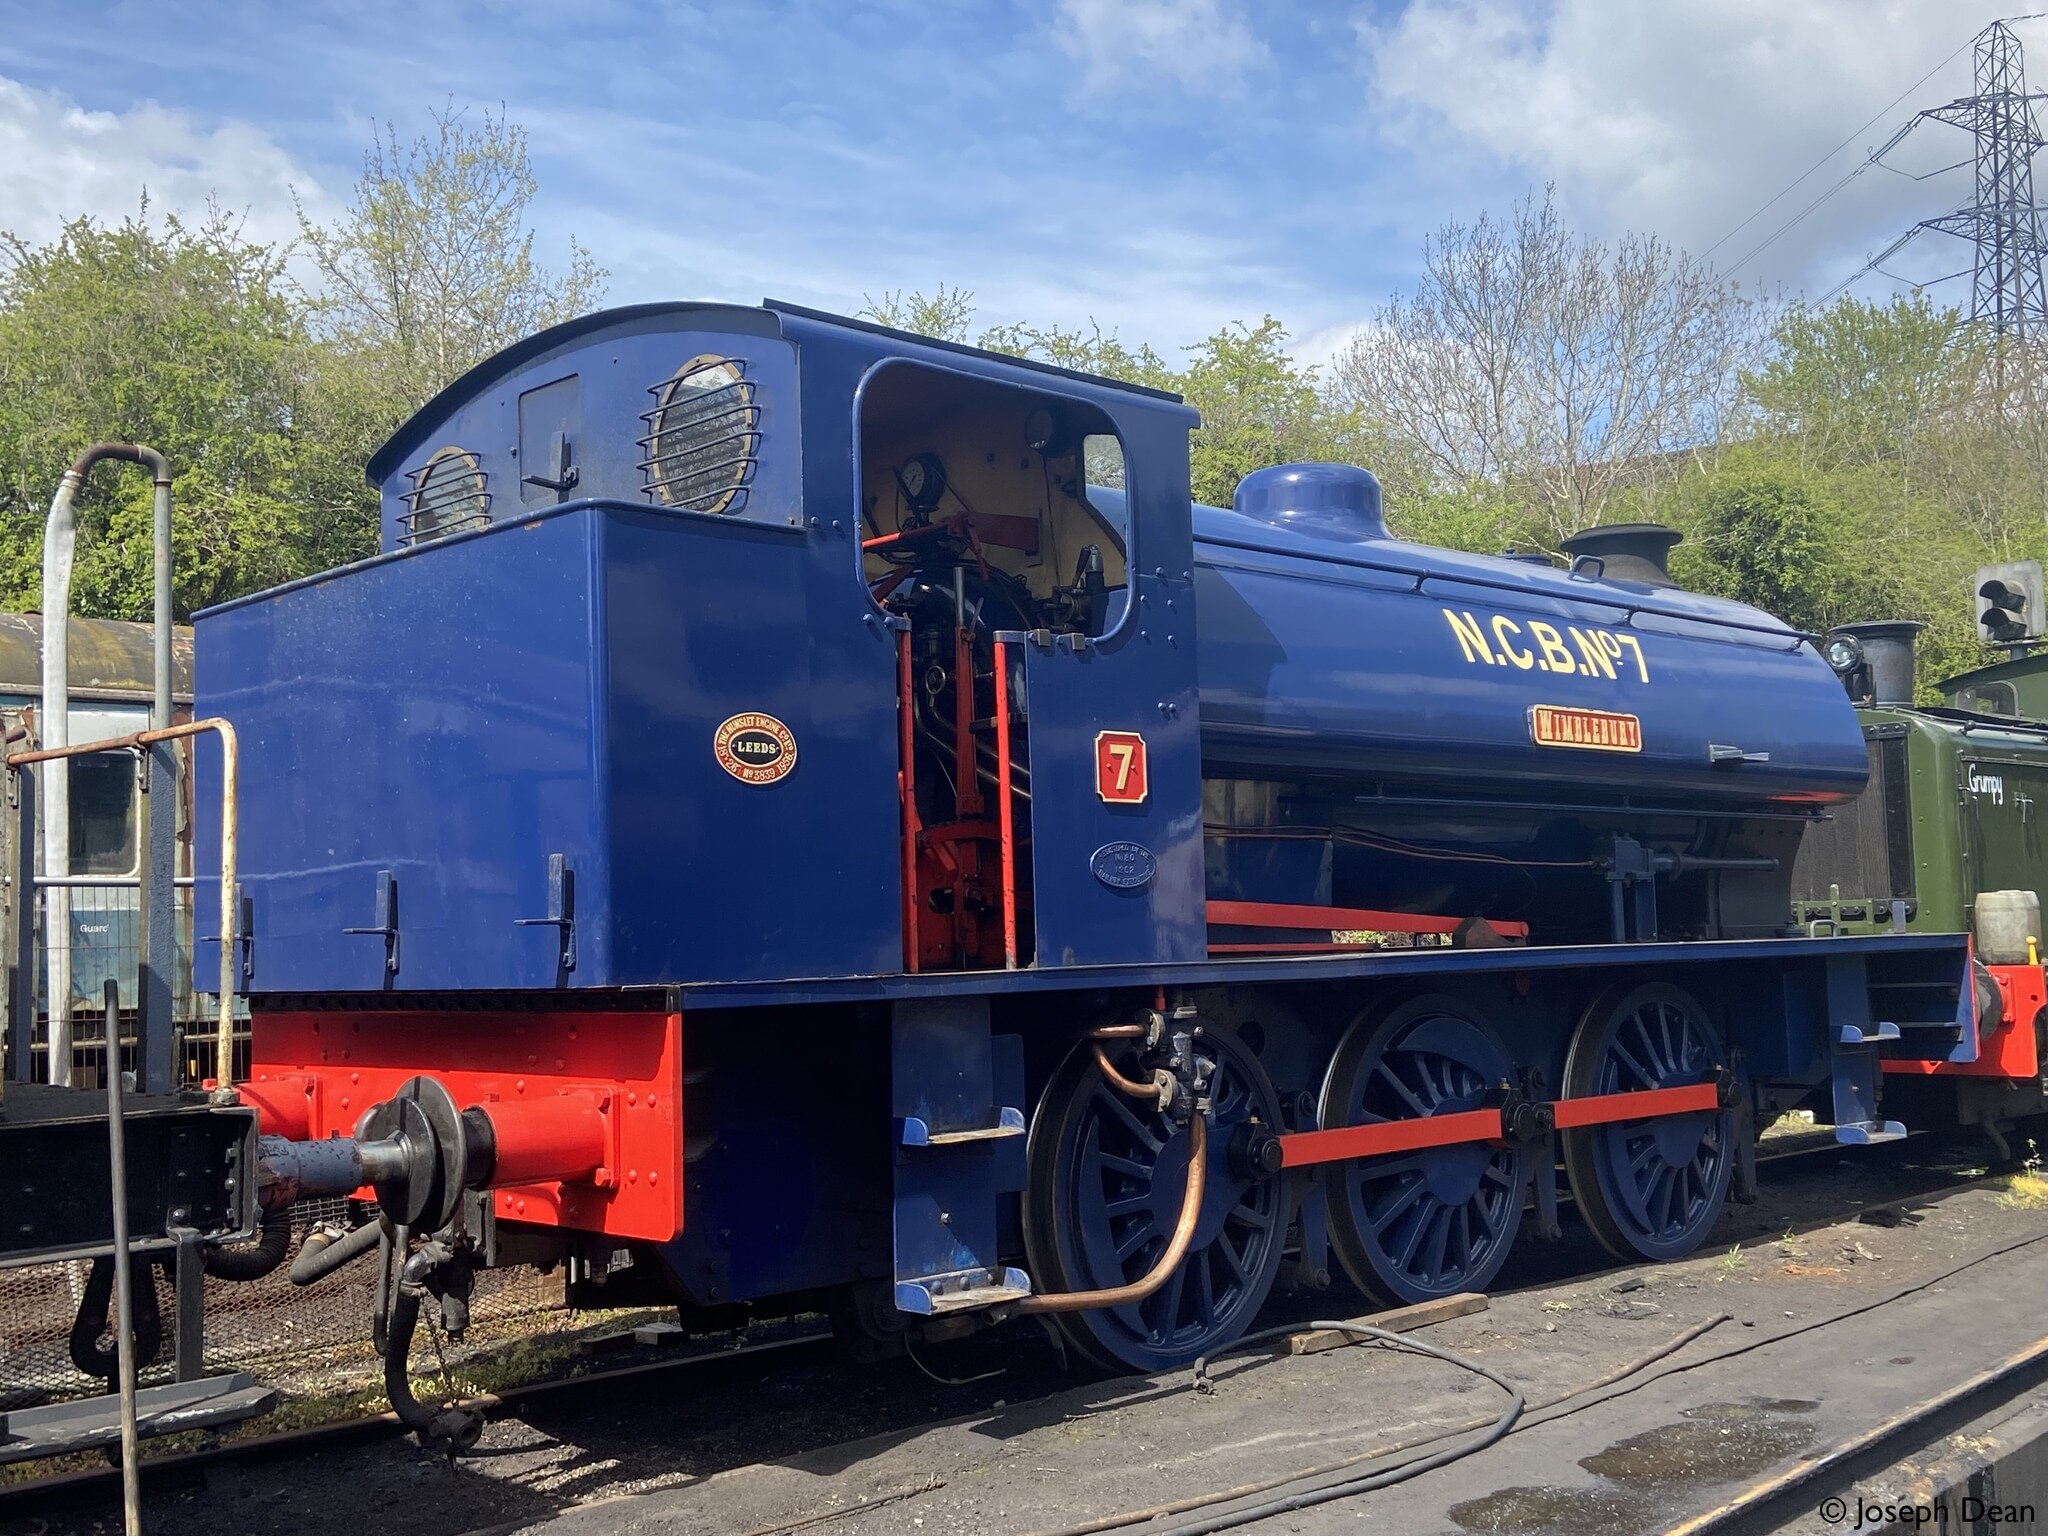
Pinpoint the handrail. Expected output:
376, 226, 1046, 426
8, 717, 239, 1084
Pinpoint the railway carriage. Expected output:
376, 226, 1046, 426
181, 301, 1992, 1440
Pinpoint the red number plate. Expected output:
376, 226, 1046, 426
1095, 731, 1149, 804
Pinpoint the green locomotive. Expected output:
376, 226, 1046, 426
1795, 608, 2048, 1153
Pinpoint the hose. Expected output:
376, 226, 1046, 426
384, 1242, 485, 1453
1157, 1320, 1525, 1535
1024, 1312, 1730, 1536
290, 1218, 383, 1286
202, 1212, 292, 1281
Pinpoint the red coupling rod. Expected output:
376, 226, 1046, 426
1275, 1080, 1724, 1171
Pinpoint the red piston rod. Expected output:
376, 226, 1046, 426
1275, 1080, 1723, 1170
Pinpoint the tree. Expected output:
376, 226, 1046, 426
1177, 318, 1395, 508
0, 205, 373, 616
296, 105, 606, 414
861, 285, 976, 343
1746, 295, 1976, 473
1333, 187, 1768, 542
858, 290, 1391, 507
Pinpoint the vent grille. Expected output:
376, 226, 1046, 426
404, 447, 492, 544
1791, 734, 1915, 903
639, 355, 759, 514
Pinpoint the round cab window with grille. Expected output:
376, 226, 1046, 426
405, 447, 492, 544
639, 355, 760, 514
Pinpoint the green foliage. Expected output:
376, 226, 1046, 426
1665, 459, 1860, 631
2, 158, 2041, 668
0, 206, 373, 617
1177, 318, 1390, 508
860, 284, 977, 344
1746, 295, 1978, 470
875, 292, 1383, 509
297, 105, 606, 416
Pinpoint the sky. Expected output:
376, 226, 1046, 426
0, 0, 2041, 367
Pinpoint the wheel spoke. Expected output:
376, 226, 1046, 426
1210, 1231, 1247, 1285
1115, 1218, 1159, 1264
1356, 1151, 1433, 1184
1098, 1151, 1154, 1181
1421, 1203, 1455, 1280
1194, 1245, 1218, 1326
1369, 1173, 1430, 1236
1104, 1191, 1151, 1219
1147, 1261, 1187, 1342
1094, 1084, 1164, 1154
1609, 1034, 1658, 1092
1374, 1059, 1434, 1120
1393, 1201, 1436, 1271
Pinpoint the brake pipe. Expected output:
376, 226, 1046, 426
1018, 1027, 1208, 1317
1018, 1113, 1208, 1317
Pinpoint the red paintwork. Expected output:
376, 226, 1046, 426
899, 625, 1008, 970
1279, 1108, 1503, 1168
1094, 730, 1149, 804
1206, 900, 1531, 940
237, 1074, 316, 1141
247, 1006, 684, 1243
1276, 1080, 1724, 1169
1549, 1081, 1719, 1129
897, 625, 921, 973
994, 637, 1019, 969
1882, 962, 2045, 1080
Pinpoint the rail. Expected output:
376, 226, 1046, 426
8, 717, 240, 1085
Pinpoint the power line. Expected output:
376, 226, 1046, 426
1697, 27, 1985, 265
1816, 15, 2048, 346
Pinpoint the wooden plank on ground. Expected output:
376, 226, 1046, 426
1287, 1291, 1490, 1356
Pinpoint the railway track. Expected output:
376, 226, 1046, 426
0, 1129, 1998, 1530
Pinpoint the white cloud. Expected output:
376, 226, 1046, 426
0, 76, 335, 253
1054, 0, 1270, 96
1356, 0, 2038, 294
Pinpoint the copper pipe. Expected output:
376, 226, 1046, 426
1018, 1111, 1207, 1316
1089, 1023, 1147, 1039
1092, 1042, 1164, 1100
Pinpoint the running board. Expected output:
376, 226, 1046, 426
895, 1266, 1032, 1316
0, 1373, 276, 1464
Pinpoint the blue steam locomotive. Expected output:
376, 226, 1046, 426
205, 302, 1973, 1430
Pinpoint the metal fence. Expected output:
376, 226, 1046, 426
4, 881, 251, 1087
0, 1203, 586, 1421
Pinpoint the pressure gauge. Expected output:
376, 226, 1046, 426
1024, 406, 1059, 454
900, 451, 947, 515
1824, 632, 1864, 675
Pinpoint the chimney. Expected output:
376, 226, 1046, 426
1832, 620, 1924, 706
1559, 524, 1683, 588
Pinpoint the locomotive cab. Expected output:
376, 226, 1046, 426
856, 362, 1149, 970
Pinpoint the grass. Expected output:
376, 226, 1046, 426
1993, 1170, 2048, 1210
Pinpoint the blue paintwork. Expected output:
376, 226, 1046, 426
1086, 480, 1868, 807
182, 297, 1993, 1342
200, 301, 1204, 990
888, 997, 1031, 1313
